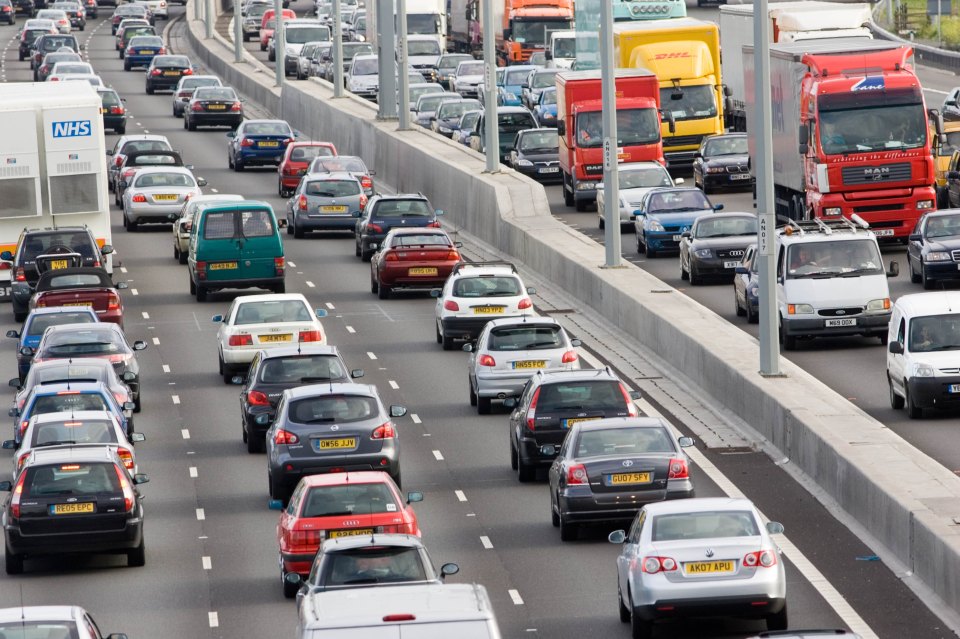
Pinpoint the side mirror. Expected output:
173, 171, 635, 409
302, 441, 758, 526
678, 436, 694, 448
350, 369, 365, 378
19, 347, 33, 357
226, 131, 236, 138
557, 121, 565, 136
8, 379, 20, 389
116, 282, 129, 290
277, 218, 287, 228
0, 250, 14, 261
909, 233, 922, 243
440, 562, 460, 578
6, 330, 19, 339
435, 209, 445, 216
130, 432, 146, 443
674, 177, 684, 185
133, 473, 149, 484
121, 371, 136, 382
255, 413, 273, 425
0, 481, 11, 492
430, 289, 441, 298
314, 309, 328, 318
503, 397, 518, 409
368, 242, 378, 251
766, 521, 784, 535
454, 241, 463, 248
7, 408, 18, 418
628, 390, 642, 400
268, 499, 285, 510
681, 231, 691, 238
693, 152, 702, 159
123, 401, 136, 411
197, 177, 208, 187
1, 440, 16, 450
713, 204, 724, 211
106, 149, 114, 156
570, 338, 581, 347
211, 314, 224, 323
389, 405, 407, 418
352, 210, 362, 217
118, 180, 127, 190
185, 164, 195, 170
887, 261, 900, 278
526, 286, 537, 295
133, 340, 147, 350
231, 375, 246, 385
947, 100, 958, 107
100, 244, 114, 255
105, 634, 129, 639
608, 529, 626, 544
462, 343, 473, 352
406, 491, 423, 504
889, 341, 904, 354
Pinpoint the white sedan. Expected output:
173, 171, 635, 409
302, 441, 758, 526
121, 166, 206, 230
596, 162, 681, 229
46, 61, 94, 80
212, 293, 328, 383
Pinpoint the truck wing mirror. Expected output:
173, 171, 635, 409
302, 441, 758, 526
557, 120, 565, 137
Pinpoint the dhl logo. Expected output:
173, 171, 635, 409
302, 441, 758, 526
651, 52, 691, 60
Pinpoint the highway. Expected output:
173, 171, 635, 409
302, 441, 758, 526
0, 2, 951, 638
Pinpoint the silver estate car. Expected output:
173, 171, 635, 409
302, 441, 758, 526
121, 166, 206, 230
596, 161, 678, 229
285, 171, 365, 237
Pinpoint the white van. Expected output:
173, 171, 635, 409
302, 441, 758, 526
296, 583, 502, 639
887, 292, 960, 419
776, 217, 897, 350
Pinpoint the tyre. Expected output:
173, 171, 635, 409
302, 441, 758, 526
477, 395, 491, 415
680, 256, 688, 281
370, 276, 379, 294
922, 267, 935, 290
905, 382, 922, 419
766, 604, 788, 632
189, 275, 196, 295
118, 49, 123, 59
127, 538, 146, 567
575, 199, 589, 212
227, 152, 234, 169
270, 475, 288, 505
234, 159, 244, 172
779, 319, 797, 351
746, 301, 758, 324
910, 259, 921, 284
468, 379, 477, 406
272, 282, 286, 294
355, 241, 362, 257
558, 508, 577, 541
178, 247, 187, 265
510, 439, 518, 470
293, 221, 304, 239
173, 245, 180, 261
133, 395, 141, 413
517, 452, 535, 482
598, 216, 604, 230
124, 59, 131, 71
187, 119, 196, 131
146, 84, 154, 95
4, 545, 23, 575
551, 495, 560, 527
689, 261, 702, 285
13, 308, 26, 323
441, 331, 455, 351
361, 250, 372, 262
646, 246, 657, 258
889, 376, 904, 410
618, 585, 630, 623
377, 283, 390, 299
116, 124, 125, 134
247, 429, 262, 453
195, 284, 207, 302
636, 233, 643, 254
435, 322, 442, 344
734, 291, 745, 316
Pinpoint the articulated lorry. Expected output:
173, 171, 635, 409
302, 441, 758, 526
613, 18, 724, 171
0, 82, 112, 301
743, 40, 940, 240
367, 0, 446, 50
448, 0, 574, 64
720, 1, 872, 131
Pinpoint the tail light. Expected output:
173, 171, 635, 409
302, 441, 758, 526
127, 46, 135, 54
196, 260, 207, 279
117, 447, 134, 470
566, 463, 588, 485
384, 251, 398, 262
641, 556, 677, 574
132, 194, 147, 203
109, 106, 124, 115
743, 550, 778, 568
178, 91, 191, 98
247, 390, 270, 406
283, 164, 298, 176
667, 458, 689, 480
359, 194, 368, 209
35, 297, 46, 308
14, 267, 25, 282
49, 77, 59, 81
525, 387, 540, 430
288, 528, 322, 548
443, 300, 459, 311
240, 138, 254, 147
114, 464, 135, 511
446, 250, 460, 261
298, 330, 321, 342
191, 102, 203, 111
561, 350, 578, 364
107, 291, 121, 311
184, 193, 193, 202
106, 354, 129, 364
283, 137, 294, 145
274, 257, 285, 276
0, 262, 9, 271
274, 428, 299, 445
620, 383, 639, 417
158, 46, 166, 54
228, 334, 252, 346
122, 169, 137, 181
518, 298, 532, 310
367, 223, 383, 234
230, 101, 242, 111
426, 220, 441, 228
361, 176, 373, 190
114, 156, 123, 167
40, 65, 49, 74
478, 354, 495, 367
19, 420, 28, 436
298, 194, 307, 210
150, 68, 161, 76
371, 421, 396, 439
113, 391, 127, 405
16, 454, 27, 473
182, 68, 193, 75
10, 473, 26, 519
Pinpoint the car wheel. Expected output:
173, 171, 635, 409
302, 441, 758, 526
779, 317, 797, 351
574, 199, 589, 212
563, 182, 574, 207
4, 545, 24, 575
636, 233, 643, 254
598, 215, 604, 230
133, 395, 141, 413
293, 220, 304, 239
118, 49, 123, 59
910, 258, 921, 284
123, 59, 130, 71
889, 375, 904, 410
146, 84, 154, 95
178, 247, 188, 265
189, 274, 196, 295
196, 284, 207, 302
173, 245, 180, 261
127, 537, 146, 567
510, 437, 518, 470
734, 290, 745, 316
370, 275, 379, 294
551, 492, 560, 527
270, 475, 289, 505
183, 116, 189, 130
234, 159, 244, 172
361, 249, 372, 262
618, 584, 630, 623
922, 266, 935, 290
905, 382, 922, 419
246, 429, 262, 454
680, 255, 689, 281
746, 300, 758, 324
766, 604, 788, 631
441, 330, 455, 351
689, 261, 702, 285
13, 308, 26, 323
377, 283, 390, 300
355, 240, 362, 257
116, 124, 125, 135
477, 395, 491, 415
187, 119, 196, 131
468, 378, 477, 407
517, 449, 535, 482
558, 507, 577, 541
630, 601, 652, 639
227, 152, 234, 169
435, 322, 443, 344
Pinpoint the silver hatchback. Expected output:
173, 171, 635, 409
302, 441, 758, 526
464, 317, 581, 414
285, 171, 365, 238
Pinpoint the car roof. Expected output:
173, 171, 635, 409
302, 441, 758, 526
257, 344, 339, 358
697, 211, 755, 220
386, 227, 447, 237
895, 292, 960, 317
0, 607, 82, 623
235, 293, 309, 305
483, 316, 560, 329
31, 410, 119, 425
200, 200, 271, 212
376, 193, 427, 201
496, 106, 533, 114
300, 470, 394, 488
644, 497, 757, 516
241, 118, 290, 126
285, 382, 376, 400
118, 134, 169, 145
537, 368, 619, 383
28, 445, 117, 466
575, 416, 666, 432
189, 194, 244, 203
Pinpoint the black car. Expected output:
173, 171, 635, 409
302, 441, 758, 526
0, 0, 15, 24
430, 98, 480, 139
2, 227, 113, 322
144, 54, 193, 94
98, 87, 126, 134
81, 0, 96, 18
12, 0, 33, 17
0, 445, 148, 574
18, 27, 53, 62
355, 194, 443, 262
692, 133, 753, 194
678, 212, 758, 284
51, 1, 85, 29
508, 128, 561, 184
236, 345, 362, 453
505, 369, 642, 482
30, 32, 79, 69
907, 209, 960, 289
183, 86, 243, 130
110, 3, 148, 33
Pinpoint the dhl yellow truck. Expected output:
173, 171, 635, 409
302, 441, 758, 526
613, 18, 727, 172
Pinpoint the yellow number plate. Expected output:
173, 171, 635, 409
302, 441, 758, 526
318, 437, 357, 450
564, 417, 601, 429
409, 267, 438, 276
138, 49, 152, 54
473, 306, 505, 315
52, 502, 94, 515
329, 528, 374, 538
153, 194, 178, 201
258, 141, 280, 147
685, 560, 735, 575
512, 360, 545, 369
609, 472, 652, 485
163, 70, 181, 76
208, 262, 237, 270
63, 301, 93, 307
320, 205, 348, 213
259, 334, 292, 343
50, 259, 68, 270
207, 104, 226, 110
100, 107, 108, 114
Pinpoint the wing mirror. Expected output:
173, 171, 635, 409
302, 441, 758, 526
255, 413, 274, 425
1, 440, 16, 450
197, 177, 208, 187
735, 265, 748, 274
608, 529, 626, 544
122, 371, 137, 382
231, 375, 246, 385
314, 309, 328, 318
570, 338, 581, 347
133, 340, 147, 350
284, 572, 303, 587
406, 491, 423, 504
0, 481, 11, 492
713, 204, 724, 211
435, 209, 444, 216
226, 131, 236, 138
368, 242, 378, 250
389, 405, 407, 418
889, 341, 904, 354
678, 436, 694, 448
674, 177, 684, 185
454, 241, 463, 248
502, 397, 518, 409
526, 286, 536, 295
430, 289, 442, 298
8, 379, 20, 389
118, 180, 127, 190
6, 330, 19, 339
133, 473, 149, 484
211, 314, 224, 323
130, 432, 146, 443
350, 369, 365, 378
19, 346, 33, 357
100, 244, 114, 255
766, 521, 784, 534
116, 282, 129, 290
440, 562, 460, 578
0, 250, 13, 261
628, 390, 642, 400
909, 233, 922, 243
7, 407, 18, 417
681, 231, 691, 239
269, 499, 285, 510
123, 401, 136, 411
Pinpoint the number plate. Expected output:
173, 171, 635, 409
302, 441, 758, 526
208, 261, 237, 270
316, 437, 357, 450
729, 174, 751, 181
0, 285, 10, 299
51, 502, 94, 515
329, 528, 374, 538
138, 49, 151, 54
563, 416, 601, 429
539, 167, 559, 173
685, 560, 735, 574
320, 205, 348, 213
258, 141, 280, 147
408, 267, 438, 276
825, 318, 856, 327
153, 194, 178, 201
50, 259, 68, 270
608, 472, 652, 485
207, 104, 227, 110
163, 70, 180, 76
63, 301, 93, 307
950, 384, 960, 394
873, 229, 895, 237
100, 107, 107, 114
512, 360, 545, 369
259, 333, 292, 343
473, 306, 505, 315
672, 235, 682, 242
723, 260, 739, 269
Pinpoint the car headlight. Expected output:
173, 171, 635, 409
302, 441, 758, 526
647, 219, 664, 232
439, 126, 452, 133
356, 34, 364, 41
918, 199, 934, 210
516, 159, 533, 167
694, 248, 712, 258
823, 207, 842, 216
787, 303, 814, 315
576, 181, 597, 191
927, 251, 952, 262
912, 362, 936, 378
705, 167, 725, 174
866, 298, 891, 311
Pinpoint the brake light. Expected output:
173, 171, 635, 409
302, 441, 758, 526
298, 194, 307, 210
446, 250, 460, 261
196, 260, 207, 279
298, 330, 321, 342
371, 421, 396, 439
359, 193, 368, 209
443, 300, 459, 311
228, 334, 252, 346
122, 169, 137, 180
620, 382, 639, 417
274, 428, 299, 445
103, 291, 120, 312
283, 138, 295, 145
274, 256, 285, 276
426, 220, 441, 228
384, 251, 398, 262
114, 464, 135, 511
182, 68, 193, 75
106, 354, 128, 364
127, 46, 135, 54
117, 447, 134, 470
566, 463, 588, 485
641, 556, 677, 574
240, 137, 254, 147
230, 101, 242, 112
518, 298, 532, 310
109, 106, 124, 115
113, 392, 127, 405
247, 390, 270, 406
132, 194, 147, 203
158, 46, 166, 54
525, 387, 540, 430
14, 267, 25, 282
10, 473, 25, 519
16, 455, 26, 472
191, 102, 203, 112
19, 420, 28, 435
383, 615, 416, 622
367, 223, 383, 234
743, 550, 778, 568
287, 528, 322, 548
478, 354, 495, 367
40, 65, 49, 74
49, 77, 59, 81
667, 458, 689, 480
150, 68, 161, 76
114, 156, 123, 167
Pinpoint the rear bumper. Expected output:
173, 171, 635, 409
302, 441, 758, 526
475, 371, 535, 398
188, 112, 243, 127
635, 595, 785, 622
198, 274, 284, 296
237, 149, 286, 165
125, 54, 156, 66
270, 449, 400, 491
559, 484, 694, 523
295, 214, 357, 231
126, 203, 182, 223
442, 316, 522, 341
518, 433, 564, 466
280, 550, 316, 575
5, 518, 143, 556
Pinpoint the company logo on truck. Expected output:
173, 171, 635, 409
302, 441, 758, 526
851, 77, 885, 92
51, 120, 92, 138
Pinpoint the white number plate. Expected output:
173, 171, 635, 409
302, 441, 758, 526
825, 318, 856, 327
539, 167, 559, 173
873, 229, 895, 237
671, 235, 682, 242
729, 174, 751, 180
949, 384, 960, 394
723, 261, 739, 269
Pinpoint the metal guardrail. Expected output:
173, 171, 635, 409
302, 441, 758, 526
869, 0, 960, 73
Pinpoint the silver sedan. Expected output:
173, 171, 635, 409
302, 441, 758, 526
285, 171, 365, 238
464, 317, 581, 414
121, 166, 206, 230
596, 161, 678, 229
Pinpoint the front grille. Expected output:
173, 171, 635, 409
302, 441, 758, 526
725, 165, 749, 174
663, 134, 704, 148
842, 162, 911, 185
717, 249, 746, 259
863, 219, 902, 228
852, 204, 905, 214
534, 161, 559, 168
951, 250, 960, 262
818, 307, 863, 317
939, 367, 960, 374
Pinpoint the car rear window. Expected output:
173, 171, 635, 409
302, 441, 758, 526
181, 77, 220, 89
27, 312, 97, 337
453, 276, 521, 298
121, 140, 172, 154
134, 172, 195, 188
42, 330, 127, 356
99, 91, 121, 107
129, 36, 162, 46
156, 56, 190, 67
652, 511, 760, 542
536, 380, 625, 412
18, 232, 93, 262
33, 419, 117, 446
235, 299, 311, 324
194, 87, 237, 101
32, 392, 109, 415
260, 355, 346, 383
0, 622, 79, 638
311, 157, 367, 174
301, 482, 396, 517
45, 273, 107, 288
575, 427, 673, 457
24, 462, 121, 498
290, 145, 334, 162
129, 154, 178, 166
373, 200, 431, 217
324, 546, 426, 586
26, 363, 106, 387
305, 180, 360, 197
487, 325, 561, 351
289, 394, 376, 424
243, 121, 291, 136
390, 233, 450, 248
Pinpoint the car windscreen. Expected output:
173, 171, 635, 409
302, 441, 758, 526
458, 62, 483, 76
498, 112, 535, 130
53, 63, 91, 74
194, 87, 237, 101
535, 380, 625, 412
351, 57, 377, 75
575, 427, 674, 458
32, 392, 110, 415
922, 214, 960, 239
453, 275, 521, 298
323, 546, 427, 586
44, 273, 109, 288
342, 43, 372, 60
23, 462, 121, 498
305, 179, 360, 197
408, 39, 440, 56
260, 355, 346, 383
27, 312, 96, 337
289, 394, 377, 424
652, 511, 761, 542
43, 53, 80, 65
784, 239, 883, 279
33, 419, 117, 446
531, 70, 558, 88
646, 190, 711, 214
285, 26, 331, 44
704, 136, 748, 157
694, 216, 757, 239
311, 157, 367, 173
439, 55, 470, 70
519, 130, 558, 152
373, 199, 431, 217
41, 330, 128, 356
487, 325, 562, 351
234, 299, 311, 324
619, 167, 671, 190
438, 100, 479, 119
134, 172, 195, 188
908, 314, 960, 353
301, 482, 397, 517
504, 69, 529, 85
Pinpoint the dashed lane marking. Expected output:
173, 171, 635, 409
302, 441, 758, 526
455, 490, 467, 502
432, 450, 444, 461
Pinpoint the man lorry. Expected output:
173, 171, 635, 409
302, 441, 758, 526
448, 0, 574, 64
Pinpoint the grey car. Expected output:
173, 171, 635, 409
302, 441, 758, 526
0, 605, 130, 638
679, 212, 758, 285
307, 155, 374, 197
264, 383, 407, 503
35, 49, 81, 82
295, 40, 326, 80
453, 109, 481, 146
408, 81, 443, 110
322, 41, 373, 83
464, 317, 581, 414
412, 91, 460, 129
430, 98, 481, 138
171, 75, 221, 117
286, 171, 365, 237
431, 53, 472, 89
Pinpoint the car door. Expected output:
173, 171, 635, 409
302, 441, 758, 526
218, 298, 238, 349
238, 207, 282, 280
617, 509, 645, 599
889, 314, 907, 395
907, 218, 924, 273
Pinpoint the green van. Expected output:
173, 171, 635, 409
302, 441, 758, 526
188, 201, 285, 302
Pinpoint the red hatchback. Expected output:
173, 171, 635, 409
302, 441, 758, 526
277, 141, 338, 197
274, 472, 423, 590
259, 8, 295, 51
30, 267, 126, 328
370, 228, 463, 299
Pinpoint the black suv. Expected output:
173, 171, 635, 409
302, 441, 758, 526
30, 32, 80, 69
505, 368, 642, 482
354, 194, 443, 262
0, 445, 149, 574
144, 55, 193, 94
12, 0, 34, 17
2, 227, 114, 322
236, 345, 363, 453
18, 27, 52, 61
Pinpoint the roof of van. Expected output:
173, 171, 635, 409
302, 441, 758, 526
200, 200, 272, 212
895, 292, 960, 317
301, 583, 496, 630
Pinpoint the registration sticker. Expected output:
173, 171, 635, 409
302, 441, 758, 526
386, 503, 397, 511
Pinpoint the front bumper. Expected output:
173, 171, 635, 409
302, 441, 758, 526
643, 231, 682, 252
5, 517, 144, 556
514, 165, 563, 184
689, 256, 740, 278
906, 376, 960, 409
922, 260, 960, 282
782, 312, 891, 339
559, 482, 694, 523
441, 315, 522, 341
703, 172, 754, 189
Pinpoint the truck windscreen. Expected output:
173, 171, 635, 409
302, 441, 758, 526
818, 102, 927, 155
660, 85, 717, 121
407, 13, 440, 34
576, 109, 660, 148
512, 20, 570, 46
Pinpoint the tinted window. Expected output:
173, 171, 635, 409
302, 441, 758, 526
99, 91, 121, 106
33, 419, 117, 446
242, 121, 292, 136
32, 392, 109, 414
235, 299, 311, 324
129, 36, 162, 46
290, 145, 334, 162
41, 329, 128, 356
505, 69, 528, 85
652, 511, 760, 541
194, 87, 237, 101
203, 211, 236, 239
498, 112, 535, 129
694, 216, 757, 238
23, 462, 120, 497
647, 190, 711, 213
27, 312, 96, 337
129, 154, 178, 166
311, 157, 367, 173
439, 55, 470, 70
19, 232, 93, 262
324, 546, 427, 586
45, 273, 107, 288
487, 325, 562, 351
306, 179, 360, 197
453, 276, 521, 297
343, 43, 372, 59
181, 77, 221, 89
417, 94, 448, 112
575, 427, 674, 457
390, 233, 450, 247
260, 355, 346, 383
785, 239, 882, 278
437, 100, 479, 119
289, 394, 377, 423
536, 380, 625, 412
133, 172, 195, 188
531, 70, 558, 88
24, 362, 107, 387
351, 57, 377, 75
301, 482, 397, 517
619, 167, 671, 190
156, 56, 190, 67
373, 199, 431, 217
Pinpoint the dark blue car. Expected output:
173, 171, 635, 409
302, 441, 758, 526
12, 381, 134, 445
733, 243, 760, 323
7, 307, 99, 382
123, 34, 164, 70
227, 119, 301, 171
634, 187, 722, 257
354, 194, 444, 261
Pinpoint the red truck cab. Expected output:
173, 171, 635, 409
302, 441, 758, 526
557, 69, 667, 211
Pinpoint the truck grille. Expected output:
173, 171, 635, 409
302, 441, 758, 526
842, 163, 911, 185
663, 134, 703, 148
852, 204, 905, 214
818, 307, 863, 317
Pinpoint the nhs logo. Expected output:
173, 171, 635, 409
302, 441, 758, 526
51, 120, 92, 138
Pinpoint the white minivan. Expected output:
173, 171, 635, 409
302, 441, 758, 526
887, 291, 960, 419
297, 583, 502, 639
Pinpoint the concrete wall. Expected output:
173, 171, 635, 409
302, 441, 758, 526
185, 15, 960, 622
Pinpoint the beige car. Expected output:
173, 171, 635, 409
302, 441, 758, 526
172, 194, 244, 264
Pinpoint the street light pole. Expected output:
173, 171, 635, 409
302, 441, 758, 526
376, 0, 397, 118
273, 0, 284, 86
600, 0, 619, 267
234, 0, 243, 62
333, 0, 344, 97
205, 0, 214, 38
398, 0, 411, 129
482, 0, 498, 172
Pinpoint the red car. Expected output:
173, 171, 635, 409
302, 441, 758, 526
277, 141, 338, 198
370, 228, 462, 299
259, 8, 295, 51
30, 267, 126, 328
275, 471, 423, 591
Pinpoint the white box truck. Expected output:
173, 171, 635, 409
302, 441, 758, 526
0, 82, 112, 301
367, 0, 446, 51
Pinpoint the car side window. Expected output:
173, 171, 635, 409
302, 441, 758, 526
897, 318, 906, 346
519, 380, 535, 409
225, 299, 239, 324
776, 246, 785, 278
275, 396, 287, 420
628, 510, 645, 543
83, 614, 103, 639
286, 481, 305, 515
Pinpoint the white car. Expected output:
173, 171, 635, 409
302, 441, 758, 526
141, 0, 167, 19
60, 74, 104, 87
346, 53, 379, 99
610, 497, 787, 637
453, 59, 484, 98
172, 194, 244, 264
212, 293, 329, 383
121, 166, 206, 230
46, 60, 94, 81
432, 261, 536, 351
36, 8, 70, 32
596, 162, 680, 229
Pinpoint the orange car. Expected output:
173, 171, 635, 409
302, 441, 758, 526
277, 140, 338, 197
260, 8, 295, 52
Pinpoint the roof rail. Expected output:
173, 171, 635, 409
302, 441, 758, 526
451, 261, 518, 276
779, 216, 870, 238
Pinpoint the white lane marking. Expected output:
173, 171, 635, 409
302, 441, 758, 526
389, 380, 399, 389
346, 326, 356, 333
480, 535, 493, 549
171, 395, 180, 405
367, 351, 377, 360
142, 312, 150, 319
152, 337, 160, 345
162, 364, 171, 373
305, 280, 315, 288
202, 556, 212, 570
136, 122, 141, 126
432, 450, 444, 461
181, 428, 190, 439
189, 466, 198, 478
288, 261, 296, 267
196, 508, 205, 521
208, 612, 218, 628
210, 188, 218, 193
455, 490, 467, 502
411, 414, 422, 424
325, 302, 334, 309
131, 288, 139, 296
508, 589, 524, 605
120, 266, 128, 273
576, 348, 878, 639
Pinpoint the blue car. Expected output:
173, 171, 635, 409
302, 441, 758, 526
12, 381, 134, 445
499, 65, 536, 107
7, 307, 99, 383
123, 34, 164, 70
733, 243, 760, 323
227, 119, 301, 171
633, 187, 722, 257
355, 194, 444, 261
533, 87, 558, 128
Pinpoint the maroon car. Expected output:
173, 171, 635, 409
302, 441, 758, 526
30, 267, 127, 328
370, 228, 462, 299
